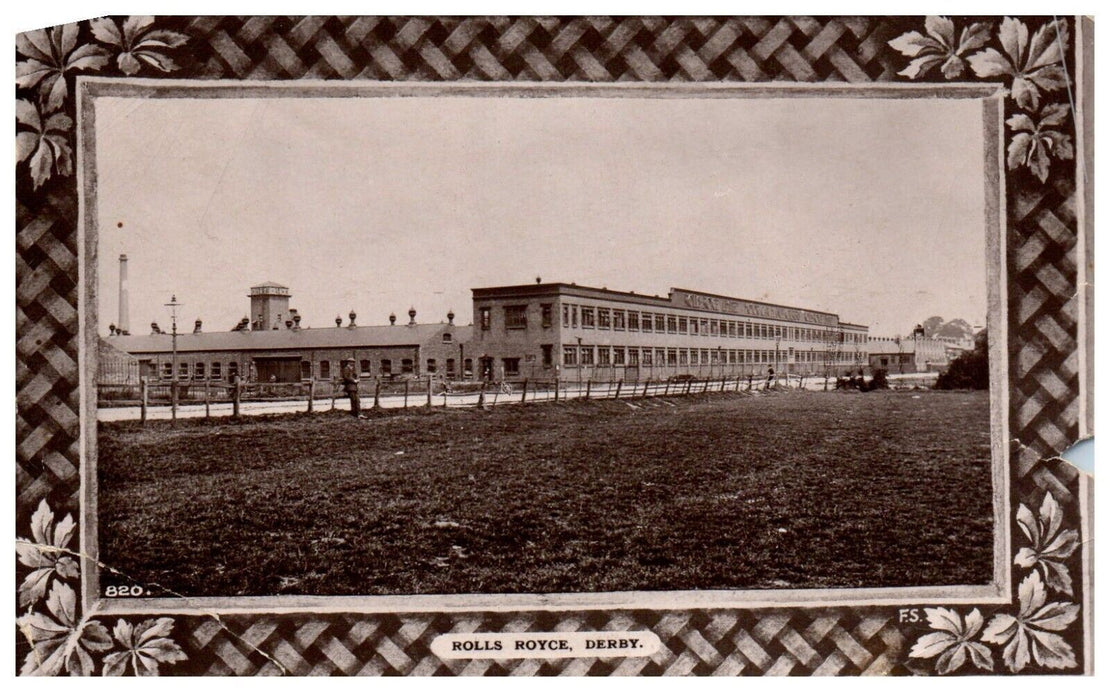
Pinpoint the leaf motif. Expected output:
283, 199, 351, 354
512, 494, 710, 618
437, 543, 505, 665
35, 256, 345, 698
113, 619, 135, 645
139, 29, 189, 49
909, 631, 952, 658
964, 608, 985, 637
15, 99, 42, 130
102, 651, 130, 676
957, 23, 992, 54
42, 72, 69, 113
935, 644, 967, 674
1028, 65, 1069, 92
18, 567, 53, 609
981, 613, 1018, 644
16, 29, 54, 63
89, 17, 124, 47
898, 55, 943, 79
58, 23, 79, 59
55, 556, 80, 580
967, 642, 994, 671
968, 48, 1013, 79
888, 30, 938, 58
1015, 502, 1038, 543
924, 16, 956, 47
123, 16, 157, 44
136, 617, 176, 645
924, 607, 963, 636
1011, 77, 1040, 112
16, 537, 52, 569
1039, 103, 1071, 127
1053, 134, 1075, 161
117, 52, 143, 75
940, 55, 965, 79
998, 17, 1030, 68
16, 59, 55, 89
1026, 19, 1069, 71
16, 133, 40, 164
52, 512, 76, 548
30, 499, 54, 545
1028, 629, 1077, 669
135, 50, 180, 72
1027, 601, 1080, 631
28, 135, 56, 188
68, 43, 112, 71
45, 579, 77, 627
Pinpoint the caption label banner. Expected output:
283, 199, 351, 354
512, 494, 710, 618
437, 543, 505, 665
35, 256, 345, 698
432, 631, 662, 659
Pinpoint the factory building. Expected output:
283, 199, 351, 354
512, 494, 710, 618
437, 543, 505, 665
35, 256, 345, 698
867, 328, 952, 374
100, 255, 871, 386
470, 282, 869, 382
103, 282, 473, 383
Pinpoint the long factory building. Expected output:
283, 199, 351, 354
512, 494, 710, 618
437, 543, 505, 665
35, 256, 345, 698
102, 276, 870, 384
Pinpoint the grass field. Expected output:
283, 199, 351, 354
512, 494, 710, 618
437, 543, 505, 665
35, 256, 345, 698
97, 390, 994, 597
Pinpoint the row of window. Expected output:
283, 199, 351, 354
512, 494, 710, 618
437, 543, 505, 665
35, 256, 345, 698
479, 303, 554, 331
161, 361, 238, 379
561, 346, 867, 367
159, 358, 467, 381
558, 304, 864, 343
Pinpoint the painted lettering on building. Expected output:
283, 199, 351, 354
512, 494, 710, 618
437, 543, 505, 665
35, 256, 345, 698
677, 292, 837, 326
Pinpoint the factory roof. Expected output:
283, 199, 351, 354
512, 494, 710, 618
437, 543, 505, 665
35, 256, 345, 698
104, 322, 473, 355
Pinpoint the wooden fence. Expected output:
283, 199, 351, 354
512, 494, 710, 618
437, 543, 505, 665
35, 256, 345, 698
98, 371, 848, 424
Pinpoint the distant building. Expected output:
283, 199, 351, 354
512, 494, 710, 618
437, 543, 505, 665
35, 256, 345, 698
103, 283, 473, 383
470, 282, 869, 381
867, 326, 949, 374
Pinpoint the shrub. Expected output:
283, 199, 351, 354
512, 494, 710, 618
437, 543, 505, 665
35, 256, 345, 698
935, 329, 989, 390
868, 369, 889, 390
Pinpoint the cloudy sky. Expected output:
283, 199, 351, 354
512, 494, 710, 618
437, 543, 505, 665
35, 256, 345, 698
94, 91, 988, 337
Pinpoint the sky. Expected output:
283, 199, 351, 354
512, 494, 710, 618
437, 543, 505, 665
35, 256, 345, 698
94, 92, 988, 337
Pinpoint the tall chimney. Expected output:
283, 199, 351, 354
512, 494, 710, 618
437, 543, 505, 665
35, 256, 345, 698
118, 254, 130, 335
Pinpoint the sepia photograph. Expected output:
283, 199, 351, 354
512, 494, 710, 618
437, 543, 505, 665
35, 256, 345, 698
87, 82, 1001, 603
15, 14, 1091, 677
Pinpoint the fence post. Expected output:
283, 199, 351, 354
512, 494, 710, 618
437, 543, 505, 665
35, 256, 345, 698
373, 379, 381, 409
308, 378, 315, 413
478, 381, 486, 408
521, 378, 528, 404
585, 379, 592, 399
720, 377, 726, 392
139, 377, 147, 424
427, 377, 433, 408
232, 376, 241, 418
204, 379, 210, 418
403, 379, 409, 408
614, 380, 622, 399
642, 381, 649, 398
554, 378, 560, 402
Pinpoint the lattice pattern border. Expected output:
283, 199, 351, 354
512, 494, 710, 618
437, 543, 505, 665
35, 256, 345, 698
15, 15, 1090, 676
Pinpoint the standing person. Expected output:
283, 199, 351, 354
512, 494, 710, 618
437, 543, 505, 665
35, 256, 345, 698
766, 364, 775, 389
340, 357, 364, 419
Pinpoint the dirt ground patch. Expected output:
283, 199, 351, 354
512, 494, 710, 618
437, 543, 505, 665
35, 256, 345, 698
97, 389, 994, 597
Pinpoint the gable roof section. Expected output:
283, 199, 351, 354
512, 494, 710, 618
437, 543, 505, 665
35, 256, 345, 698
105, 323, 473, 354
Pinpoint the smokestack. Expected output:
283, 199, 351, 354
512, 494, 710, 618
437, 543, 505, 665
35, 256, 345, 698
118, 254, 130, 335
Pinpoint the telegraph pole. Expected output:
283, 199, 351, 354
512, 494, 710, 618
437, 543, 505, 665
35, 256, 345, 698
165, 294, 181, 426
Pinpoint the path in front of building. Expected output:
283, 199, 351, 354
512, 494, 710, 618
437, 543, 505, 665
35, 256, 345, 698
97, 372, 939, 422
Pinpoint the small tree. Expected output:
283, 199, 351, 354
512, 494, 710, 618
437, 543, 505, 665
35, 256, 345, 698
935, 329, 989, 390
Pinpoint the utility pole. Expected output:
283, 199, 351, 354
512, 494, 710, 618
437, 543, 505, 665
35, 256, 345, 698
165, 294, 181, 426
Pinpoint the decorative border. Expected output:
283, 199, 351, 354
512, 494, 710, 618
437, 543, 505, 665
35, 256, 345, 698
16, 16, 1090, 675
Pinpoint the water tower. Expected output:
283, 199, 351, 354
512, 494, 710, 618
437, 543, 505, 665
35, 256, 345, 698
249, 283, 291, 330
